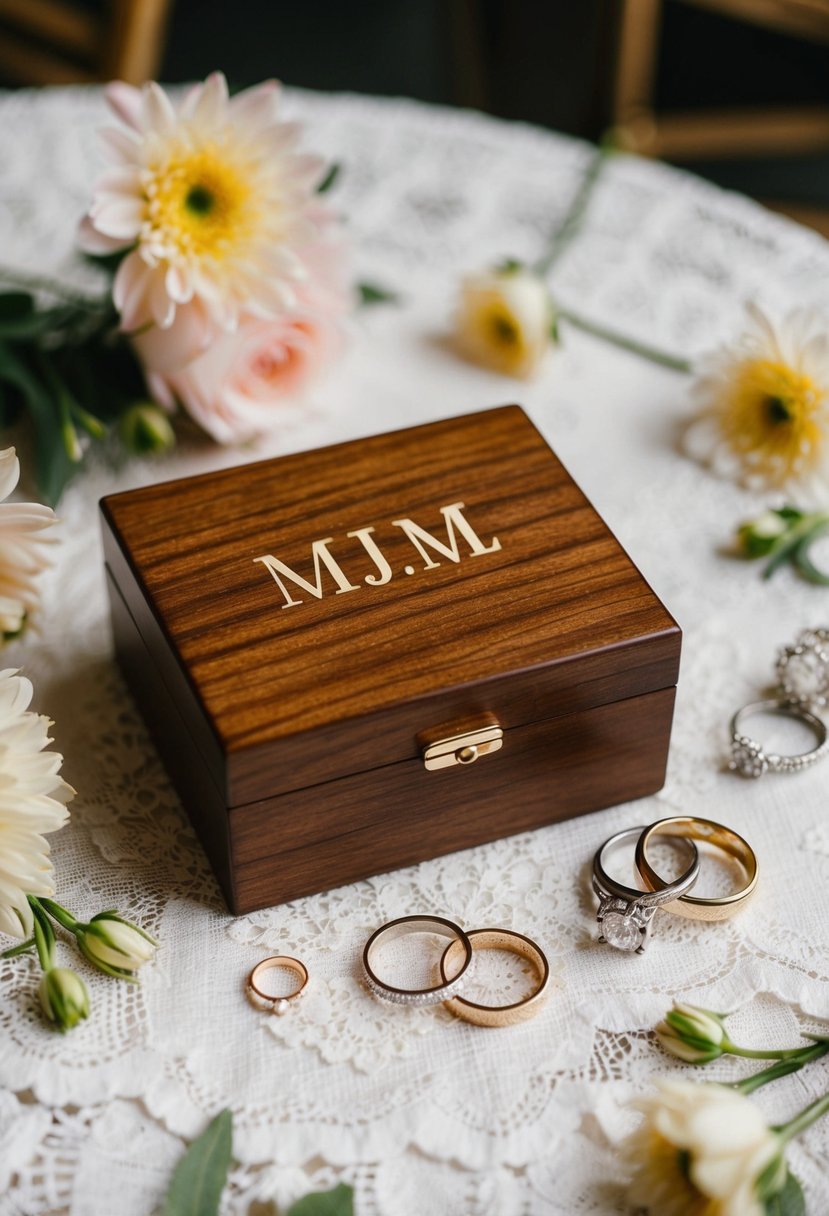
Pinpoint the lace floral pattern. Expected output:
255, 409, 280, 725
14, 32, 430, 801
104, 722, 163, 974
3, 85, 829, 1212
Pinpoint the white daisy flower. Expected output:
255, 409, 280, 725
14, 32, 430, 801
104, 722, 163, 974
684, 303, 829, 501
0, 447, 55, 641
79, 71, 327, 354
0, 669, 73, 938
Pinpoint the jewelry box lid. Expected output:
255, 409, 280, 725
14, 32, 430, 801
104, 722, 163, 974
100, 405, 680, 806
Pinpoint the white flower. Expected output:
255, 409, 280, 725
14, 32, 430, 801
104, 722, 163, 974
79, 71, 328, 349
0, 447, 55, 639
684, 303, 829, 500
455, 265, 556, 378
624, 1079, 784, 1216
0, 669, 73, 938
76, 911, 157, 978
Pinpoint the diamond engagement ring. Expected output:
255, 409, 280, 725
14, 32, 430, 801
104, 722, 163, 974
592, 826, 700, 953
362, 914, 474, 1006
775, 627, 829, 711
729, 699, 829, 778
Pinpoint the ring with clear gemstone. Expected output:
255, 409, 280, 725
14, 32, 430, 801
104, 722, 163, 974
592, 826, 700, 953
775, 627, 829, 711
729, 698, 829, 778
362, 914, 475, 1006
247, 954, 309, 1014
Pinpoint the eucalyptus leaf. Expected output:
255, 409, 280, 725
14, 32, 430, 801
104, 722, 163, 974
287, 1183, 354, 1216
765, 1171, 806, 1216
163, 1109, 233, 1216
357, 282, 399, 307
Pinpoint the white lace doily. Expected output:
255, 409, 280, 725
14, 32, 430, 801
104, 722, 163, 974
3, 85, 829, 1214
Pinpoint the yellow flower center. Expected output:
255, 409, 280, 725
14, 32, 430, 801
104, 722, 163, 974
719, 357, 826, 485
145, 142, 263, 261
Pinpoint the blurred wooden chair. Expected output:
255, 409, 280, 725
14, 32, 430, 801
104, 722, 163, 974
612, 0, 829, 159
0, 0, 172, 85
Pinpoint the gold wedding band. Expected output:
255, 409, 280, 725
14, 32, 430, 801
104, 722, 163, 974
635, 817, 758, 921
440, 928, 550, 1027
247, 955, 309, 1014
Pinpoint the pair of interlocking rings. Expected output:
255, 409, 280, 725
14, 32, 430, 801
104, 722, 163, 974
729, 627, 829, 778
592, 816, 758, 954
362, 915, 549, 1027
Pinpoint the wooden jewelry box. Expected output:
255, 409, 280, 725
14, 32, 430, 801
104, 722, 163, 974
100, 405, 681, 915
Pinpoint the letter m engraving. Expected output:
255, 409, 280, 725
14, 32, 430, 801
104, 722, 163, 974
392, 502, 501, 570
254, 539, 359, 608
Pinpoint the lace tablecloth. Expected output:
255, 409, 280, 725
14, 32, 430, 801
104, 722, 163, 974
3, 85, 829, 1215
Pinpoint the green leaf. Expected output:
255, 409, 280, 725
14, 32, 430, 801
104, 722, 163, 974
316, 163, 341, 194
792, 527, 829, 586
287, 1183, 354, 1216
163, 1109, 233, 1216
357, 281, 399, 307
0, 341, 73, 504
765, 1171, 806, 1216
0, 291, 34, 321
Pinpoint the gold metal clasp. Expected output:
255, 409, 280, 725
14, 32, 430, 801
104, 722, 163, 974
419, 715, 504, 771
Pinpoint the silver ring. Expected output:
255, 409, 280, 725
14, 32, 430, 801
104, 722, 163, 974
775, 627, 829, 711
729, 698, 829, 778
362, 915, 474, 1006
592, 826, 700, 953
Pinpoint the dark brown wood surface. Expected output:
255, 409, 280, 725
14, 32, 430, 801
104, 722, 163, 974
101, 405, 680, 805
109, 555, 675, 914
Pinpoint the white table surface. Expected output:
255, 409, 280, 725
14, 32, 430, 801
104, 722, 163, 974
2, 85, 829, 1215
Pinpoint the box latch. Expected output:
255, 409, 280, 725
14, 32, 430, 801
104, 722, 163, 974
419, 715, 504, 771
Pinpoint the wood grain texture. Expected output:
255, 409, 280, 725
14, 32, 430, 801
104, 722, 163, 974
101, 405, 681, 805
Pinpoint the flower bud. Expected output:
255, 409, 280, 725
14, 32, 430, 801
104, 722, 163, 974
76, 912, 158, 979
656, 1002, 727, 1063
119, 402, 175, 455
39, 967, 90, 1031
737, 508, 798, 558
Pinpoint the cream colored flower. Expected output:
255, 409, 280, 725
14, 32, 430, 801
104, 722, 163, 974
79, 72, 328, 349
455, 265, 556, 378
0, 669, 73, 938
624, 1079, 783, 1216
684, 303, 829, 499
0, 447, 55, 640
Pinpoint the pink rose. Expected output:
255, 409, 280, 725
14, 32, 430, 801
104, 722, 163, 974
133, 227, 350, 444
137, 309, 345, 444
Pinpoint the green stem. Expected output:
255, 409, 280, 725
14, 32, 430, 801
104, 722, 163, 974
28, 897, 55, 971
1, 936, 36, 959
535, 146, 611, 276
38, 897, 79, 934
776, 1090, 829, 1144
763, 514, 829, 580
734, 1042, 829, 1095
557, 307, 692, 373
0, 266, 105, 310
725, 1040, 826, 1061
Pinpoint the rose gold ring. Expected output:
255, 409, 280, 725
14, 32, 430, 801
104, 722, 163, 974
440, 928, 550, 1028
246, 955, 308, 1015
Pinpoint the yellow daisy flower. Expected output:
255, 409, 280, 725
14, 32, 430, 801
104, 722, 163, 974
684, 304, 829, 499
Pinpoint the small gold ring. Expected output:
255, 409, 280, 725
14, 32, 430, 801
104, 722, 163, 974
440, 928, 550, 1027
635, 817, 758, 921
247, 955, 309, 1014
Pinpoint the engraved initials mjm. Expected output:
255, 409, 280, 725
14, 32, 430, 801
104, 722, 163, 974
254, 501, 501, 609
